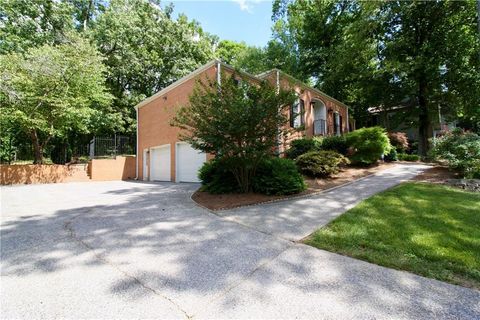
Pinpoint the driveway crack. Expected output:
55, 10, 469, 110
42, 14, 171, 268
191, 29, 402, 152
63, 216, 193, 320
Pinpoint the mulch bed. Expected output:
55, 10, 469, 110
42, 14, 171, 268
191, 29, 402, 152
412, 166, 459, 184
413, 166, 480, 192
192, 162, 396, 211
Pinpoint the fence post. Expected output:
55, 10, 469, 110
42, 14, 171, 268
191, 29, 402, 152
89, 138, 95, 159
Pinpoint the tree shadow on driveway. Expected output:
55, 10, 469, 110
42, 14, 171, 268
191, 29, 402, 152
1, 180, 479, 319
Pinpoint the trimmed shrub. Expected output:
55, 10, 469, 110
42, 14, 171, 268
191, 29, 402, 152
430, 129, 480, 178
346, 127, 392, 165
296, 150, 350, 178
397, 153, 420, 161
285, 138, 321, 159
320, 135, 349, 155
388, 132, 409, 152
198, 158, 239, 194
253, 157, 306, 195
384, 148, 398, 162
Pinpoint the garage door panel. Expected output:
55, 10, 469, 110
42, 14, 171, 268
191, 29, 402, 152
177, 144, 206, 182
150, 145, 171, 181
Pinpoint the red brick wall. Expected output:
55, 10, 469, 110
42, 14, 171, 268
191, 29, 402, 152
137, 65, 350, 180
262, 72, 349, 154
137, 64, 219, 181
90, 156, 136, 181
0, 164, 91, 185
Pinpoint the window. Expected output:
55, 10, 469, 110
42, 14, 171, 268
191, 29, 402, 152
290, 99, 304, 128
299, 99, 305, 126
339, 115, 343, 134
334, 112, 341, 136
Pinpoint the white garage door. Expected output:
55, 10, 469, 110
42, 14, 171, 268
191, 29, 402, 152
150, 145, 171, 181
176, 143, 206, 182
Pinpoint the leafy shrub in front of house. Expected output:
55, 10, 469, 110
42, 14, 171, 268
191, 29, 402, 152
430, 129, 480, 178
252, 157, 306, 195
346, 127, 392, 165
198, 158, 239, 194
296, 150, 350, 178
285, 137, 321, 159
388, 132, 409, 152
384, 148, 398, 162
397, 153, 420, 161
320, 135, 349, 155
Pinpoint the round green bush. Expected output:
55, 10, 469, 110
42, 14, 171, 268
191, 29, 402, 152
430, 129, 480, 178
320, 135, 349, 155
198, 158, 239, 194
346, 127, 392, 165
285, 138, 321, 159
295, 150, 350, 177
252, 157, 306, 195
384, 148, 398, 162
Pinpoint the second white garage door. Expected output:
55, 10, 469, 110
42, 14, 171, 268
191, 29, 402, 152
176, 143, 207, 182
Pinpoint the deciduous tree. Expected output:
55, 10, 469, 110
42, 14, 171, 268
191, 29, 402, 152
91, 0, 216, 133
171, 73, 295, 192
0, 37, 116, 163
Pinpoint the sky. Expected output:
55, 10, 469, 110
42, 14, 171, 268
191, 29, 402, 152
167, 0, 274, 47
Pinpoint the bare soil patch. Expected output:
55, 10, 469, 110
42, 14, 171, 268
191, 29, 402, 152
192, 162, 395, 211
412, 166, 458, 184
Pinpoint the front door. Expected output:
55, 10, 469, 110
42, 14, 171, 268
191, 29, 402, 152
313, 100, 327, 135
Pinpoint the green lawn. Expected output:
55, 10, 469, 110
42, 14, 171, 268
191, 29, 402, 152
305, 182, 480, 289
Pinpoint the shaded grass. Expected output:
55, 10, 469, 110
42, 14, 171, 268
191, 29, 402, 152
305, 182, 480, 289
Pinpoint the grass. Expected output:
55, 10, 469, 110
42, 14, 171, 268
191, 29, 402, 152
304, 182, 480, 289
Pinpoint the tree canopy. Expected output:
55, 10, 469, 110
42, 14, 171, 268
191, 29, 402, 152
0, 0, 217, 162
0, 36, 115, 163
91, 0, 216, 133
270, 0, 480, 154
0, 0, 478, 162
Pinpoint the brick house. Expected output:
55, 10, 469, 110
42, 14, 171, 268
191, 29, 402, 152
135, 60, 351, 182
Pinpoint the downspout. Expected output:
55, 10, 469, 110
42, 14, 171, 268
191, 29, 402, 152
276, 70, 281, 156
346, 106, 350, 133
216, 61, 221, 85
135, 107, 139, 180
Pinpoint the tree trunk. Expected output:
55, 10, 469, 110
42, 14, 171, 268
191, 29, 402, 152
417, 79, 431, 157
477, 0, 480, 61
31, 130, 43, 164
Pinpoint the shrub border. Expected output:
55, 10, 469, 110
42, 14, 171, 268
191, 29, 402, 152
190, 170, 381, 212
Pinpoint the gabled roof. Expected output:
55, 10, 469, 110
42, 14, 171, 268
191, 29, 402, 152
134, 60, 349, 110
257, 69, 350, 109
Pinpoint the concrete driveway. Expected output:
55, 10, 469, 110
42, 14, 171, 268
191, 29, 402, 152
1, 167, 479, 319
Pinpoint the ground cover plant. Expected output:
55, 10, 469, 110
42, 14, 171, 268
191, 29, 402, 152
296, 150, 350, 177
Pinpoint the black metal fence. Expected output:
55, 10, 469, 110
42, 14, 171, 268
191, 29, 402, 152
89, 135, 135, 158
0, 135, 135, 165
